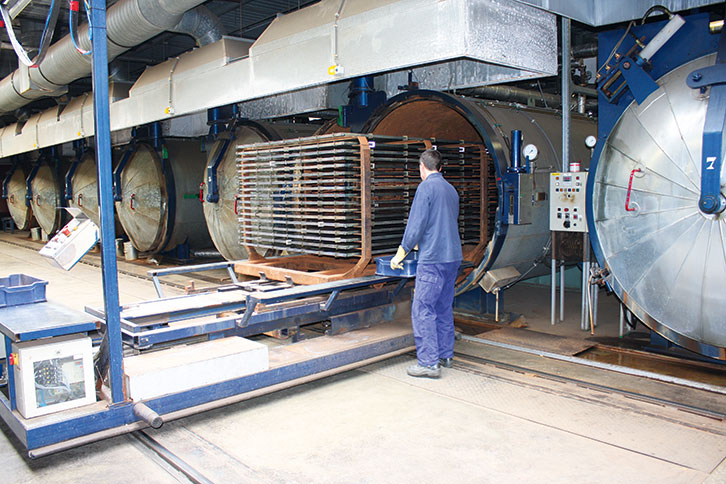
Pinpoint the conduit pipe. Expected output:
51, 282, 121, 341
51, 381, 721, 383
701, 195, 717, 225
462, 85, 597, 111
0, 0, 207, 115
168, 6, 224, 47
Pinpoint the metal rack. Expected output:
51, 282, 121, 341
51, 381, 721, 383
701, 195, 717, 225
235, 133, 488, 284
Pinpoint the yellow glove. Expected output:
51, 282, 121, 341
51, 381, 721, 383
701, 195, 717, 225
390, 245, 408, 270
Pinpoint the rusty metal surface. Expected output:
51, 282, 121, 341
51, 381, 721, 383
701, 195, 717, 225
474, 326, 596, 356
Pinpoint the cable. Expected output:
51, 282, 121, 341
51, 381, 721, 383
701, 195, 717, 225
38, 0, 61, 62
641, 5, 673, 24
70, 0, 92, 56
0, 0, 60, 67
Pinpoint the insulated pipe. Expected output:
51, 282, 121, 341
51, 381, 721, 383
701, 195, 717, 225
168, 6, 224, 47
0, 0, 207, 115
462, 85, 597, 112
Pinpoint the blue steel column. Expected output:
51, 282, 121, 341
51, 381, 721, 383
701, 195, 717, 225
90, 0, 124, 404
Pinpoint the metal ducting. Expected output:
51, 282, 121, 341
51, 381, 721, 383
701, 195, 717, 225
202, 121, 318, 261
0, 0, 561, 157
169, 6, 224, 47
115, 139, 210, 254
361, 90, 596, 293
5, 165, 33, 230
588, 53, 726, 357
0, 0, 207, 115
29, 160, 64, 235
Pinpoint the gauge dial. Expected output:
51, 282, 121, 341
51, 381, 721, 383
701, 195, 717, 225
523, 143, 538, 161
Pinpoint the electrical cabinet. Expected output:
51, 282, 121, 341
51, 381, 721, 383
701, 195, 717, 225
550, 172, 588, 232
12, 334, 95, 418
39, 209, 98, 271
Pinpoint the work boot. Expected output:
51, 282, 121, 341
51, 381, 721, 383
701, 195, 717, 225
407, 363, 441, 378
439, 357, 453, 368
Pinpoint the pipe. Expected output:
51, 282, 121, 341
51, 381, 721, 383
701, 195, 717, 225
0, 0, 207, 115
133, 402, 163, 429
559, 262, 565, 322
191, 250, 223, 258
462, 85, 597, 112
561, 17, 571, 172
168, 6, 224, 47
550, 257, 556, 325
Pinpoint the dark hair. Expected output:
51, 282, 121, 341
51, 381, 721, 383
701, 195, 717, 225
419, 149, 442, 171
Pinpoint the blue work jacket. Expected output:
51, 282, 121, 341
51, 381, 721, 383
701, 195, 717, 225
401, 172, 462, 264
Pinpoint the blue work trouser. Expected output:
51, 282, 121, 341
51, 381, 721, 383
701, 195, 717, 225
411, 261, 460, 367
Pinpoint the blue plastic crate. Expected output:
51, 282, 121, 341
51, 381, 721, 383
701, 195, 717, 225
375, 251, 418, 278
0, 274, 48, 308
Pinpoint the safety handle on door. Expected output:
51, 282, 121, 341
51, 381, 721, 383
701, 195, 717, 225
625, 169, 642, 212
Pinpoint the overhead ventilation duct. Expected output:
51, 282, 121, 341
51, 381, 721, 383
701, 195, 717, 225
169, 6, 224, 47
0, 0, 560, 157
0, 0, 207, 115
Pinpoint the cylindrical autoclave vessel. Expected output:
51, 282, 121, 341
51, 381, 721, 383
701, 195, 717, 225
29, 158, 64, 236
362, 90, 596, 293
588, 54, 726, 359
5, 164, 33, 231
67, 149, 126, 236
201, 121, 317, 260
115, 139, 211, 254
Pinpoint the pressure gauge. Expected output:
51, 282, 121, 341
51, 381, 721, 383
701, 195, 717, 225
523, 143, 538, 161
585, 135, 597, 149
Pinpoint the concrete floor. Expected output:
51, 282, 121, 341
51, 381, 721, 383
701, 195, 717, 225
2, 232, 726, 483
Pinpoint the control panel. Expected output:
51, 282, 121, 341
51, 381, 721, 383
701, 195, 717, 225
550, 172, 588, 232
39, 209, 99, 270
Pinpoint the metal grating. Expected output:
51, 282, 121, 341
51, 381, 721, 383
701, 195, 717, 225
237, 133, 488, 259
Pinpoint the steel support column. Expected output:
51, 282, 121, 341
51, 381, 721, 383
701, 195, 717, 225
561, 17, 571, 172
90, 0, 124, 404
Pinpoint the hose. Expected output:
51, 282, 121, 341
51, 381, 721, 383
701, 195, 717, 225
70, 0, 92, 56
0, 0, 61, 67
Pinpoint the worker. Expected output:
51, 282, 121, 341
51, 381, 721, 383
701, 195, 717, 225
390, 148, 462, 378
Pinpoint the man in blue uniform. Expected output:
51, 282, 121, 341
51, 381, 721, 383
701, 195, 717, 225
390, 149, 462, 378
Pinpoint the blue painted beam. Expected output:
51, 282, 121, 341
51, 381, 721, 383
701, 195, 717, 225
90, 0, 124, 404
20, 331, 413, 451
